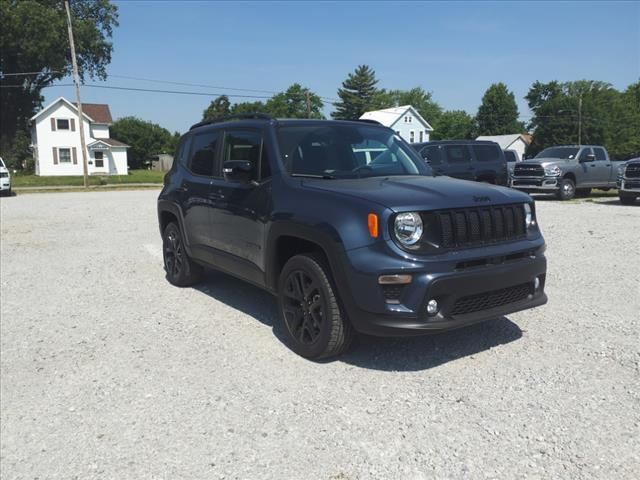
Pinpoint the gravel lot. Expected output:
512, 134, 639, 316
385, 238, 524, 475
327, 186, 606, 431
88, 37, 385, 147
1, 190, 639, 479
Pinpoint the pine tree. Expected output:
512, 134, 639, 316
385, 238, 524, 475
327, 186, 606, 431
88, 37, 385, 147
332, 65, 379, 120
476, 83, 524, 135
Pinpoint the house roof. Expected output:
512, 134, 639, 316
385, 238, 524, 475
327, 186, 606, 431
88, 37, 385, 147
75, 103, 112, 124
30, 97, 113, 124
88, 138, 129, 148
475, 134, 531, 150
359, 105, 434, 131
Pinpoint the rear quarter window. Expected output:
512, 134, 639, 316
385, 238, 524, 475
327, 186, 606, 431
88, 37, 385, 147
444, 145, 472, 164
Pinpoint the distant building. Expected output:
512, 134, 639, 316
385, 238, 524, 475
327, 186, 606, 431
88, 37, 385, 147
476, 134, 532, 161
30, 97, 129, 176
359, 105, 434, 143
151, 154, 174, 172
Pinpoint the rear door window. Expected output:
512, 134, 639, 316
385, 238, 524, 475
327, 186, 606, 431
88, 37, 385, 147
189, 130, 220, 176
443, 145, 472, 164
472, 144, 501, 162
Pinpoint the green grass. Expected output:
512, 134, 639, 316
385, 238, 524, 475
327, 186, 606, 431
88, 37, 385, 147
12, 169, 165, 187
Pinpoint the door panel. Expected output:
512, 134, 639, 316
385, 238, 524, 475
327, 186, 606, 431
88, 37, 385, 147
578, 148, 599, 186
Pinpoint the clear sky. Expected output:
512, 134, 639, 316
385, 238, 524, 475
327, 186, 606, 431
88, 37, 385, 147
43, 0, 640, 134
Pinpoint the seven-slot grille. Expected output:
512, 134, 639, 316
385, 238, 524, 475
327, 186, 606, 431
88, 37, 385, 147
625, 163, 640, 178
436, 204, 526, 249
513, 163, 544, 177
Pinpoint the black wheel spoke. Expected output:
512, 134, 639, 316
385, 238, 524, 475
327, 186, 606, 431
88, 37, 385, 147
282, 269, 325, 345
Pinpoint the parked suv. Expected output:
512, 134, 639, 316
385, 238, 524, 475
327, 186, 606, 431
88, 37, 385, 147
412, 140, 509, 186
158, 115, 547, 359
617, 158, 640, 205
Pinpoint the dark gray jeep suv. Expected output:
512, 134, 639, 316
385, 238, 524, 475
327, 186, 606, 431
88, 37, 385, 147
158, 115, 547, 359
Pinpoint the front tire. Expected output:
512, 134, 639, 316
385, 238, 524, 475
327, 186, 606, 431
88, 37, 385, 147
162, 222, 202, 286
620, 192, 637, 205
557, 178, 576, 200
277, 254, 354, 359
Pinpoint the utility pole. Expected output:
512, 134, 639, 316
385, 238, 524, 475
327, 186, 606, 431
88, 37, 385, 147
306, 91, 311, 118
577, 93, 583, 145
65, 0, 89, 188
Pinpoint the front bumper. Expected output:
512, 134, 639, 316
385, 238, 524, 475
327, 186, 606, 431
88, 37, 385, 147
0, 180, 11, 191
618, 178, 640, 193
511, 176, 560, 192
337, 239, 547, 336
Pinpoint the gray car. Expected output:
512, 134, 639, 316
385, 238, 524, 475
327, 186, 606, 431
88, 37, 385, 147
510, 145, 625, 200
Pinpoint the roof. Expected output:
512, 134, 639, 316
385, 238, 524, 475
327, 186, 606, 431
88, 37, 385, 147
475, 134, 531, 150
88, 138, 129, 148
75, 103, 112, 124
359, 105, 434, 131
30, 97, 113, 124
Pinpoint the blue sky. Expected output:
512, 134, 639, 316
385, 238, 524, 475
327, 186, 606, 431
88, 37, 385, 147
43, 0, 640, 133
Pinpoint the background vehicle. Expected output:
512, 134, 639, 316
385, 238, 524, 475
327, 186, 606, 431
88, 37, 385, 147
505, 149, 520, 180
0, 157, 11, 196
617, 158, 640, 205
510, 145, 625, 200
413, 140, 508, 186
158, 115, 547, 359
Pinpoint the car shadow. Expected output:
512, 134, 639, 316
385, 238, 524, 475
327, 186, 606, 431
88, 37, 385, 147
193, 270, 523, 371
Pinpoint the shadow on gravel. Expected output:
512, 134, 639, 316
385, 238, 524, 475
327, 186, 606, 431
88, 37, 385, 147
193, 270, 522, 370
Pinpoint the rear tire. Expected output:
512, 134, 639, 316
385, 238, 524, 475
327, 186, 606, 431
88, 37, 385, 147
277, 254, 354, 359
162, 222, 203, 286
620, 192, 637, 205
557, 178, 576, 200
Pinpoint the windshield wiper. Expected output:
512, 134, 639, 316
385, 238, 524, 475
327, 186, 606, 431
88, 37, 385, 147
290, 173, 336, 179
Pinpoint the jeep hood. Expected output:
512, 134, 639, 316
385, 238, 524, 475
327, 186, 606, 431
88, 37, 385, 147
301, 175, 531, 211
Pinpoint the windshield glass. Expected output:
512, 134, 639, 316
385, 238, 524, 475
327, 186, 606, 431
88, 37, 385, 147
277, 124, 429, 178
535, 147, 579, 159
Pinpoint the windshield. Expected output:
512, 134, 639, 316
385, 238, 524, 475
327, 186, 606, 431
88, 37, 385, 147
535, 147, 579, 160
277, 124, 429, 178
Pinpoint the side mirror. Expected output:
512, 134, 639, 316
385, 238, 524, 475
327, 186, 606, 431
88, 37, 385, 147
223, 160, 253, 182
580, 153, 596, 162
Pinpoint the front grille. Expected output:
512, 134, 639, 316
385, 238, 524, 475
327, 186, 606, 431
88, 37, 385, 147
436, 204, 526, 249
514, 163, 544, 177
623, 180, 640, 189
625, 164, 640, 178
450, 283, 532, 316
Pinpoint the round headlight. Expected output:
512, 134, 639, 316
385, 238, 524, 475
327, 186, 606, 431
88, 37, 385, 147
524, 203, 535, 229
394, 212, 423, 247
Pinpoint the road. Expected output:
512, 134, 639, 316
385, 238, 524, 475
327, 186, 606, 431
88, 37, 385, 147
1, 190, 639, 479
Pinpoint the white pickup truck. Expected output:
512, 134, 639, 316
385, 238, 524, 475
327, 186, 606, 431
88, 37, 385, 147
0, 157, 11, 196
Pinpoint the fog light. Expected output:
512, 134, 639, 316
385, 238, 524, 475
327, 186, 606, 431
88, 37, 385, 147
534, 277, 541, 290
426, 299, 439, 316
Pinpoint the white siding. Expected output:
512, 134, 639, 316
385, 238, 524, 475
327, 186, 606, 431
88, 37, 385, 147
91, 124, 110, 139
507, 138, 527, 161
390, 115, 430, 144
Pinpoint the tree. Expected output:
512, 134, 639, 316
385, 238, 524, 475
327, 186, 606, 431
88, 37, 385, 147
0, 0, 119, 151
431, 110, 476, 140
265, 83, 323, 118
110, 117, 175, 169
332, 65, 379, 120
202, 95, 231, 120
230, 101, 268, 115
371, 87, 442, 126
476, 83, 524, 135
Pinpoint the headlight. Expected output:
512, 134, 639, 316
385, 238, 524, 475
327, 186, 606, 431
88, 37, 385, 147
394, 212, 423, 247
524, 203, 536, 229
544, 165, 562, 176
618, 165, 626, 177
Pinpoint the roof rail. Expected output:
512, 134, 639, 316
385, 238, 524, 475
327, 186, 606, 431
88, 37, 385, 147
190, 113, 274, 130
356, 119, 382, 126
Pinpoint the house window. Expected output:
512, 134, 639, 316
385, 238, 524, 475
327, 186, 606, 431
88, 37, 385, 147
419, 131, 424, 142
409, 131, 415, 143
94, 151, 104, 168
57, 119, 70, 130
408, 116, 412, 123
59, 148, 72, 163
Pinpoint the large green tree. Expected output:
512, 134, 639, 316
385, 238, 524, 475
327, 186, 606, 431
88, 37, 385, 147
202, 95, 231, 120
332, 65, 379, 120
372, 87, 442, 126
110, 117, 175, 169
526, 80, 638, 158
0, 0, 119, 152
265, 83, 323, 118
476, 82, 524, 135
431, 110, 476, 140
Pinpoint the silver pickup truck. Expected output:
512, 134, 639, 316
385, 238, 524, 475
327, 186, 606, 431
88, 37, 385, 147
510, 145, 625, 200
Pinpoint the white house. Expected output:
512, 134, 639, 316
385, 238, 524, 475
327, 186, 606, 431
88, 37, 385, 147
360, 105, 434, 144
30, 97, 129, 176
475, 133, 532, 161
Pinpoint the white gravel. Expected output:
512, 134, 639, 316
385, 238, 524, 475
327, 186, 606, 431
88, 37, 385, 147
1, 190, 639, 480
